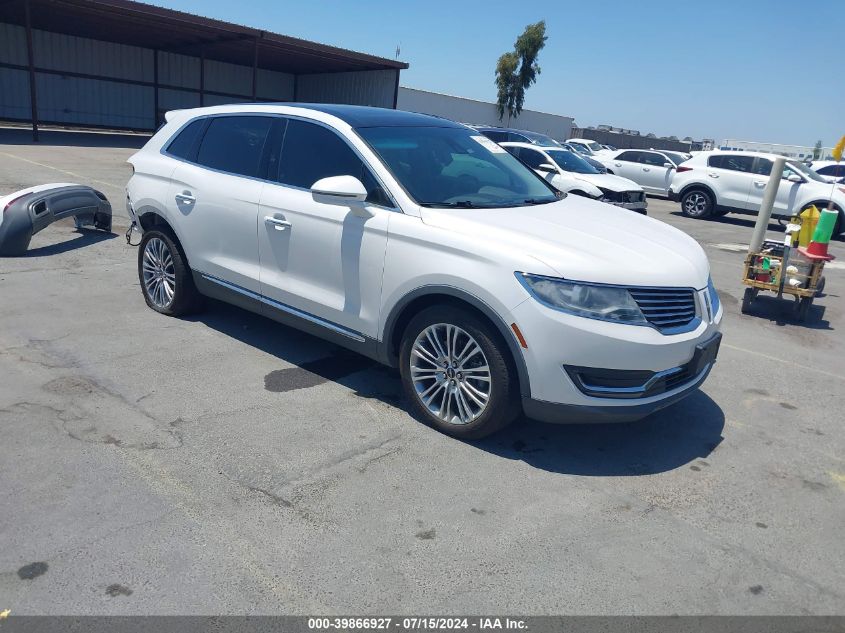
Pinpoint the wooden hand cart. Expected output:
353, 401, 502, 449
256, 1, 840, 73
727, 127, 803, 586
741, 241, 827, 322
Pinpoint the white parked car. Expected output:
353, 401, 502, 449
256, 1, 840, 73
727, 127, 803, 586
565, 138, 605, 156
669, 151, 845, 233
810, 160, 845, 183
127, 104, 722, 439
500, 142, 647, 213
596, 149, 691, 196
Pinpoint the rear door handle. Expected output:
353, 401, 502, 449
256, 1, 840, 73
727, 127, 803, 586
264, 216, 292, 231
175, 192, 195, 204
642, 167, 650, 172
753, 181, 767, 188
708, 173, 719, 178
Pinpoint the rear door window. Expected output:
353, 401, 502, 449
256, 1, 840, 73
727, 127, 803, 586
709, 154, 755, 173
195, 116, 273, 178
616, 150, 642, 163
277, 119, 391, 207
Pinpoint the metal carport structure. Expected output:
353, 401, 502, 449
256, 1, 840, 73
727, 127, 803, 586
0, 0, 408, 140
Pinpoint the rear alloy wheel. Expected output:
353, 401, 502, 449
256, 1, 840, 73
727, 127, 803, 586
138, 229, 203, 316
681, 189, 714, 219
399, 306, 519, 439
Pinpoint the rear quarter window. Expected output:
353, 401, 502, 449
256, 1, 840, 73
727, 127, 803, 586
165, 119, 205, 160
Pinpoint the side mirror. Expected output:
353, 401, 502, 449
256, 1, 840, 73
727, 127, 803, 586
311, 175, 368, 203
538, 163, 557, 173
786, 174, 803, 183
664, 162, 675, 169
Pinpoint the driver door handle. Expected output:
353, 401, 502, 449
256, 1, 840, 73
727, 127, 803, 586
265, 216, 292, 231
753, 181, 767, 188
642, 167, 650, 172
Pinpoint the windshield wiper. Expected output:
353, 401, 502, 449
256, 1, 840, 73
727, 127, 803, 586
522, 198, 556, 205
420, 201, 480, 208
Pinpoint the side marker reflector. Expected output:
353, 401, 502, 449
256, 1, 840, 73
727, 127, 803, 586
511, 323, 528, 349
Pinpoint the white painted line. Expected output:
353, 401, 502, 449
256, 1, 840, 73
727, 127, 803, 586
0, 151, 121, 191
709, 243, 845, 269
722, 343, 845, 382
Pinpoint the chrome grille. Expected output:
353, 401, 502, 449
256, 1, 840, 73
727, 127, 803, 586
628, 287, 697, 331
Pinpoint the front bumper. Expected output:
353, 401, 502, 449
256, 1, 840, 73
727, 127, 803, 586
601, 194, 648, 214
523, 360, 713, 423
511, 292, 722, 424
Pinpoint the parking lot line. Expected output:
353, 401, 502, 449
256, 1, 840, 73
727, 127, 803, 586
0, 150, 123, 192
723, 342, 845, 382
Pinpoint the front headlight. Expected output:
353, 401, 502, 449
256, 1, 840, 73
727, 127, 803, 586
517, 273, 647, 324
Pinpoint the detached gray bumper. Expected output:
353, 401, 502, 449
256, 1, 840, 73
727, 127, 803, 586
0, 184, 112, 256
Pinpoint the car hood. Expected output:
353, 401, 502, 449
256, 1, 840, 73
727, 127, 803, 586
569, 172, 642, 192
419, 197, 709, 289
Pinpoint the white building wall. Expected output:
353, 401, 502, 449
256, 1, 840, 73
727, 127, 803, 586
721, 139, 833, 160
397, 87, 573, 141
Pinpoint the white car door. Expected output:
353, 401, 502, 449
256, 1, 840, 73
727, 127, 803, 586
167, 115, 273, 293
607, 150, 643, 183
707, 154, 756, 210
747, 157, 803, 216
638, 151, 675, 195
257, 118, 391, 339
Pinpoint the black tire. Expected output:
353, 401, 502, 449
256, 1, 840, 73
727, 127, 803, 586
680, 188, 714, 219
741, 287, 757, 314
794, 296, 812, 322
815, 275, 826, 297
399, 305, 520, 439
137, 228, 203, 317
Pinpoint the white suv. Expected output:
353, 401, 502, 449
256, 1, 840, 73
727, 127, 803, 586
500, 142, 647, 213
670, 151, 845, 233
127, 104, 722, 438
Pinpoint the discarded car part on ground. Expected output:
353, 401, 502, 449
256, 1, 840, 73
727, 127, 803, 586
0, 183, 113, 256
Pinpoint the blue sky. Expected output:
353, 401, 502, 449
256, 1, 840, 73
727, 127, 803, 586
151, 0, 843, 148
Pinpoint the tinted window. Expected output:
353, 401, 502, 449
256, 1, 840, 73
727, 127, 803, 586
518, 148, 549, 170
480, 130, 508, 143
639, 152, 667, 166
166, 119, 205, 160
278, 119, 391, 207
546, 149, 600, 174
709, 154, 755, 173
196, 116, 272, 178
818, 165, 845, 178
616, 151, 642, 162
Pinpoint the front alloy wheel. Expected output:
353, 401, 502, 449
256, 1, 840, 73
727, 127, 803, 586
410, 323, 491, 425
399, 305, 520, 439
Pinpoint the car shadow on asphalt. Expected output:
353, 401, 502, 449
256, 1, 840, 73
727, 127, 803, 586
470, 391, 724, 477
17, 228, 117, 257
193, 300, 725, 477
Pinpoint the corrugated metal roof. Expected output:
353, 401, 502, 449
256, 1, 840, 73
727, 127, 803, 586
0, 0, 408, 74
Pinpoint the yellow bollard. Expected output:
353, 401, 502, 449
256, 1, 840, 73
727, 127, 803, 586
798, 205, 820, 248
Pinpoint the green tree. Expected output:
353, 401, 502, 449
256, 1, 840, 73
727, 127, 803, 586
495, 21, 548, 122
813, 140, 822, 160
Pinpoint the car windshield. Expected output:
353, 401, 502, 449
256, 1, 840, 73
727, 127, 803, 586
546, 149, 601, 174
587, 141, 604, 152
357, 126, 559, 208
788, 160, 827, 183
662, 151, 689, 166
